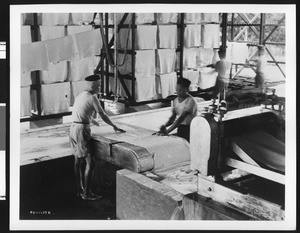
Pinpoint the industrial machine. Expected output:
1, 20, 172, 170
20, 91, 285, 221
87, 92, 285, 220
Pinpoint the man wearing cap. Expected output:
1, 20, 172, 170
155, 78, 197, 142
69, 74, 125, 200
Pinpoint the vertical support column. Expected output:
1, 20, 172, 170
231, 13, 234, 41
33, 13, 42, 117
131, 13, 136, 103
259, 13, 265, 45
179, 13, 184, 79
221, 13, 228, 51
105, 13, 109, 96
113, 13, 118, 100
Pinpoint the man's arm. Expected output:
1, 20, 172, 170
165, 111, 189, 134
92, 96, 125, 132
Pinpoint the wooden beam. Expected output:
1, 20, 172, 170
237, 13, 260, 39
263, 15, 285, 44
226, 158, 285, 185
234, 14, 259, 41
231, 142, 260, 166
197, 174, 285, 220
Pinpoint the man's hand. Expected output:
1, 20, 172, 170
113, 125, 126, 133
153, 125, 168, 136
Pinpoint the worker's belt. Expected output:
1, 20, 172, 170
73, 121, 89, 124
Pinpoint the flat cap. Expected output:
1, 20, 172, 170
85, 74, 100, 81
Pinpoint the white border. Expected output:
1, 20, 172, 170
10, 4, 296, 231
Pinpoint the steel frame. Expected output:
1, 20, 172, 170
227, 13, 286, 79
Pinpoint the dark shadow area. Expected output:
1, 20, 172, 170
20, 156, 119, 220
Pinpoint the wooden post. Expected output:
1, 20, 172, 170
221, 13, 228, 51
105, 13, 109, 96
259, 13, 265, 45
33, 13, 42, 117
179, 13, 184, 79
131, 13, 136, 103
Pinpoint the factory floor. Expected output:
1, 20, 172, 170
20, 102, 170, 220
19, 68, 286, 220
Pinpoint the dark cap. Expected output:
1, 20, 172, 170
177, 78, 191, 88
85, 74, 100, 81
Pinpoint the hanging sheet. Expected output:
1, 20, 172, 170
39, 26, 65, 41
157, 49, 176, 74
70, 13, 94, 25
67, 25, 95, 82
68, 57, 94, 82
202, 13, 220, 23
74, 29, 102, 59
135, 50, 156, 77
184, 24, 201, 47
183, 70, 200, 91
227, 42, 249, 64
39, 26, 67, 83
158, 25, 178, 49
158, 72, 177, 98
196, 47, 214, 67
202, 24, 220, 49
21, 41, 49, 73
21, 26, 33, 86
67, 25, 93, 36
135, 13, 155, 24
40, 82, 70, 115
157, 13, 178, 24
135, 76, 157, 102
40, 62, 68, 84
20, 86, 31, 117
198, 67, 218, 90
21, 26, 32, 44
136, 25, 157, 50
183, 48, 198, 69
37, 13, 70, 25
46, 35, 76, 64
184, 13, 202, 24
70, 80, 87, 106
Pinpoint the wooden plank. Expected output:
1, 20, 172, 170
226, 158, 285, 185
231, 142, 260, 166
183, 193, 255, 220
197, 174, 285, 220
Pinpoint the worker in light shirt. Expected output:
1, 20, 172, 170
69, 74, 125, 201
254, 45, 267, 90
155, 78, 197, 142
208, 47, 232, 100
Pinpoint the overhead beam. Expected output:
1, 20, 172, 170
263, 15, 285, 44
234, 14, 260, 41
237, 13, 260, 39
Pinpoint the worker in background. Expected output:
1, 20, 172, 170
254, 45, 267, 90
155, 78, 197, 142
208, 47, 232, 100
69, 74, 125, 201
